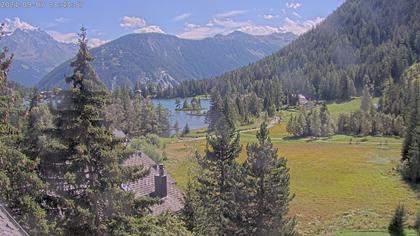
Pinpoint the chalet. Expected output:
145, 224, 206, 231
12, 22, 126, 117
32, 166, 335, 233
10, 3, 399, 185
124, 152, 184, 215
0, 201, 29, 236
298, 94, 308, 106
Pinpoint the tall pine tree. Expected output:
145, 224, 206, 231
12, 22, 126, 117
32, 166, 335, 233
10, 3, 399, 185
239, 122, 297, 235
193, 99, 242, 235
41, 28, 146, 234
0, 23, 52, 234
401, 78, 420, 182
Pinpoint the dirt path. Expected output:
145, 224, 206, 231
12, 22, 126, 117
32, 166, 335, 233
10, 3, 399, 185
179, 116, 280, 142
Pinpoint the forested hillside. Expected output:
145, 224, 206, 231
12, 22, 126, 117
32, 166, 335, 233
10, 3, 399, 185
165, 0, 420, 100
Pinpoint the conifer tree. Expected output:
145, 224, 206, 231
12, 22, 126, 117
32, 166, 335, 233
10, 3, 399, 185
414, 212, 420, 236
360, 84, 373, 113
400, 69, 420, 182
156, 103, 170, 135
0, 24, 52, 234
320, 103, 335, 137
206, 92, 224, 132
41, 28, 146, 234
240, 122, 297, 235
193, 101, 241, 235
182, 123, 190, 136
181, 179, 197, 231
22, 89, 53, 160
310, 109, 321, 137
388, 205, 406, 236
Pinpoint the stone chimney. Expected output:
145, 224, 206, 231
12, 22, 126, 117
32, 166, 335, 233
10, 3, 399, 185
154, 164, 167, 198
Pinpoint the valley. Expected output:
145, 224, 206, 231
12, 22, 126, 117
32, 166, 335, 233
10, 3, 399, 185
161, 99, 419, 235
1, 0, 420, 235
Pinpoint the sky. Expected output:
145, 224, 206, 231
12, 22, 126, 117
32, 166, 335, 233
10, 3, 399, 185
1, 0, 345, 47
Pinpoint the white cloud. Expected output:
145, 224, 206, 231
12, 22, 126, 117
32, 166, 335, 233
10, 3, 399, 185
89, 38, 109, 48
286, 2, 302, 9
47, 30, 77, 43
134, 25, 164, 34
173, 13, 191, 21
120, 16, 165, 34
280, 17, 324, 35
179, 18, 280, 39
178, 25, 223, 39
292, 11, 301, 18
239, 25, 280, 35
47, 30, 107, 48
4, 17, 38, 32
120, 16, 146, 29
215, 10, 248, 18
263, 14, 279, 20
55, 17, 70, 23
47, 30, 78, 43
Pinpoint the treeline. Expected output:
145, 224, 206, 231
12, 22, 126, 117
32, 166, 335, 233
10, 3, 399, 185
398, 64, 420, 183
183, 99, 297, 235
107, 85, 170, 137
287, 103, 335, 138
336, 85, 406, 137
0, 28, 190, 235
287, 85, 406, 138
155, 0, 420, 105
176, 97, 202, 113
206, 92, 266, 126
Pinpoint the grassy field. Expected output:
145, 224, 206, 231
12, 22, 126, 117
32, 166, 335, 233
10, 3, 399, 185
158, 98, 420, 235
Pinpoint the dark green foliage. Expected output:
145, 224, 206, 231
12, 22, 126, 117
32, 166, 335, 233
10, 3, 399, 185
109, 212, 191, 236
388, 205, 406, 236
239, 122, 297, 235
40, 28, 148, 234
287, 106, 335, 138
400, 64, 420, 182
166, 0, 420, 103
414, 212, 420, 236
182, 123, 190, 136
181, 180, 197, 231
107, 87, 170, 137
0, 23, 52, 234
193, 103, 242, 235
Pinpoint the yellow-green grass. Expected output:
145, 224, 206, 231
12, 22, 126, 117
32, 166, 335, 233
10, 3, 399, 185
327, 97, 380, 119
161, 129, 419, 235
336, 230, 417, 236
160, 98, 418, 235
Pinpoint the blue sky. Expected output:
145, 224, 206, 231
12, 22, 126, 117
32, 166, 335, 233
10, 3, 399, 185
2, 0, 344, 47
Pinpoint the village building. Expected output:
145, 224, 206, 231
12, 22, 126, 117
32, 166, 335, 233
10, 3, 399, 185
124, 152, 184, 215
298, 94, 309, 106
0, 202, 28, 236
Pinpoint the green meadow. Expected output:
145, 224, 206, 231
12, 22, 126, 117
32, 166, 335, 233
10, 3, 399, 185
160, 99, 420, 235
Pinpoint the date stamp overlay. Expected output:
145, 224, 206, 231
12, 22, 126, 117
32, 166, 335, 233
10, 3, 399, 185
0, 0, 83, 9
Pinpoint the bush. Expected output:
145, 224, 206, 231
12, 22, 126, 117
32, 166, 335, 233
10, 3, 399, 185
145, 133, 160, 147
388, 205, 406, 236
129, 136, 164, 163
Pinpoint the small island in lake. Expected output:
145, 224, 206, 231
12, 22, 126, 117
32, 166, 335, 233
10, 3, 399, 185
175, 97, 207, 116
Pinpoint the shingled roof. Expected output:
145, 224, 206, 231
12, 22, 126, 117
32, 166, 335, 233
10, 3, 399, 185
0, 202, 28, 236
124, 152, 184, 215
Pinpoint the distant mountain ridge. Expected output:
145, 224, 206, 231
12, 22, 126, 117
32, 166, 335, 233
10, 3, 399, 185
38, 31, 297, 89
0, 28, 77, 86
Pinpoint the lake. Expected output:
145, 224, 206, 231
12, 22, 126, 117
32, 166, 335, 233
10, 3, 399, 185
152, 98, 210, 132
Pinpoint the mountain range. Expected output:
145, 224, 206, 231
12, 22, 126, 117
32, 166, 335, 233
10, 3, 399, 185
38, 31, 296, 89
0, 28, 77, 86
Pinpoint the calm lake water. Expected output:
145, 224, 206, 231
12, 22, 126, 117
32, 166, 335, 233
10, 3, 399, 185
152, 98, 210, 131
